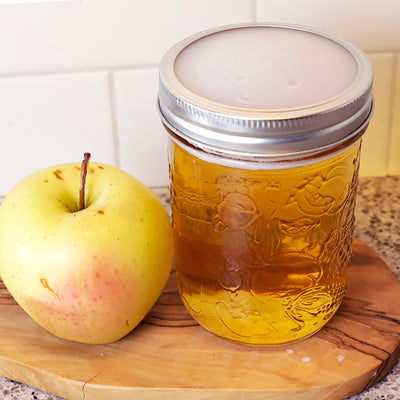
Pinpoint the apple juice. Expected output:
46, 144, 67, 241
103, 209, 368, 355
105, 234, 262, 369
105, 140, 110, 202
170, 139, 361, 345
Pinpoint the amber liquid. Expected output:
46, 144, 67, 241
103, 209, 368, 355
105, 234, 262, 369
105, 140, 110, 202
170, 139, 361, 345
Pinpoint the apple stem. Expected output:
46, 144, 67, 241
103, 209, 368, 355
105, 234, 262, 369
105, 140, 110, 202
79, 152, 91, 211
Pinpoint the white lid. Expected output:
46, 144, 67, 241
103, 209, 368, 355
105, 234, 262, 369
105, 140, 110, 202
158, 23, 374, 159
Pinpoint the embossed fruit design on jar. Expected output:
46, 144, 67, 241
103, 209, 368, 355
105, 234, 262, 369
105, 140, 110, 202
158, 23, 374, 345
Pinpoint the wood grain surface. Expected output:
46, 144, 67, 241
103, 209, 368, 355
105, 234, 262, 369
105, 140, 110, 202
0, 238, 399, 400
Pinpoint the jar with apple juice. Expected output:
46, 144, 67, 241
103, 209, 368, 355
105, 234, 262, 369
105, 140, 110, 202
158, 23, 374, 346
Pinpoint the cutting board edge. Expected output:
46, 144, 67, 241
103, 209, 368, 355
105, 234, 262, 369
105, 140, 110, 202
0, 345, 385, 400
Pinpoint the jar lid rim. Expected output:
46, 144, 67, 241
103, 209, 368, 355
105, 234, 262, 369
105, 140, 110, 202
158, 23, 374, 156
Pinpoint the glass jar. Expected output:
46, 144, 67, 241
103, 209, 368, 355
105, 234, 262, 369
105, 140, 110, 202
158, 23, 374, 346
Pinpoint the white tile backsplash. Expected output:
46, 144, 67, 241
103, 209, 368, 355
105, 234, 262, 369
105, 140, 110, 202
388, 54, 400, 175
0, 72, 115, 194
0, 0, 253, 75
113, 68, 169, 187
0, 0, 75, 3
256, 0, 400, 52
359, 53, 395, 177
0, 0, 399, 195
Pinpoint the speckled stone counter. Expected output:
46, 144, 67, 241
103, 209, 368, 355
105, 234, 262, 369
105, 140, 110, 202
0, 175, 399, 400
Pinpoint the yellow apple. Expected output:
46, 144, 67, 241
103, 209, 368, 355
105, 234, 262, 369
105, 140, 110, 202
0, 157, 173, 344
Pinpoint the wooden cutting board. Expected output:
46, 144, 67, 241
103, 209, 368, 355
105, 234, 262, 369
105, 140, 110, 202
0, 238, 399, 400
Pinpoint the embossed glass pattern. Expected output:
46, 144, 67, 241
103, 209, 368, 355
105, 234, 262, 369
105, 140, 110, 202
169, 139, 361, 345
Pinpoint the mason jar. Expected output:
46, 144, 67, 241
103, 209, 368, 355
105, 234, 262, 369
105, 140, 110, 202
158, 23, 374, 346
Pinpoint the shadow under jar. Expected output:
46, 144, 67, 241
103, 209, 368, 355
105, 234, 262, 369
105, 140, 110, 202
158, 23, 374, 346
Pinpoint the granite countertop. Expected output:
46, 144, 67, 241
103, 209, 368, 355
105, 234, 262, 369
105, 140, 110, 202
0, 175, 399, 400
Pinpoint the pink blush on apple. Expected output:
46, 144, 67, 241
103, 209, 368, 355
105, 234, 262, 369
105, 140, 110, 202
19, 261, 141, 343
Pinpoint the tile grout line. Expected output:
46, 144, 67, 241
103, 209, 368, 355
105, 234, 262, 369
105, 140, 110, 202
107, 72, 121, 168
0, 63, 159, 80
251, 0, 257, 22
